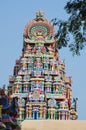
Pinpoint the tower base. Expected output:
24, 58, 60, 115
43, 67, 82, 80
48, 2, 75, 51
21, 120, 86, 130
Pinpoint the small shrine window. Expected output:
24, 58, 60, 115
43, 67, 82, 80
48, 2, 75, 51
28, 63, 33, 70
28, 58, 33, 63
33, 92, 39, 101
43, 57, 49, 63
14, 85, 16, 93
40, 95, 44, 102
43, 63, 48, 70
34, 70, 41, 77
42, 82, 44, 87
23, 74, 30, 81
58, 86, 63, 94
48, 99, 56, 107
54, 76, 58, 82
45, 76, 52, 81
31, 81, 35, 88
45, 82, 51, 93
35, 82, 40, 88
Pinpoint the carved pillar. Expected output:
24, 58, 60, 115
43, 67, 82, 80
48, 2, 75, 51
19, 107, 25, 120
58, 112, 60, 120
53, 85, 55, 93
51, 111, 53, 119
19, 84, 22, 93
68, 89, 70, 99
62, 111, 65, 120
26, 84, 28, 92
37, 111, 39, 119
53, 112, 56, 120
32, 111, 35, 119
22, 108, 25, 119
43, 107, 46, 119
22, 62, 27, 70
67, 112, 69, 120
40, 105, 43, 118
19, 104, 22, 120
56, 86, 58, 93
66, 112, 68, 120
66, 112, 69, 120
16, 84, 20, 93
48, 109, 50, 119
19, 107, 22, 120
29, 105, 32, 118
26, 106, 29, 119
0, 105, 2, 119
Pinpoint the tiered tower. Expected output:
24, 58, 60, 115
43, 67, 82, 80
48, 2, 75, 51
8, 10, 78, 121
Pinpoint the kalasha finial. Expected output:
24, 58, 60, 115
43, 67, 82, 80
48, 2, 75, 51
35, 10, 45, 21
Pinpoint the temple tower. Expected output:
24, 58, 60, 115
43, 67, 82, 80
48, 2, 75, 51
8, 10, 78, 121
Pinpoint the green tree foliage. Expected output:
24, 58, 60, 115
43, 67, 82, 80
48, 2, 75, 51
52, 0, 86, 55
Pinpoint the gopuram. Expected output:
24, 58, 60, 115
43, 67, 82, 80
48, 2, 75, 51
5, 10, 78, 126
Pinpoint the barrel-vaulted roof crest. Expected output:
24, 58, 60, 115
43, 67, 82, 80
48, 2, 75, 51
24, 10, 55, 43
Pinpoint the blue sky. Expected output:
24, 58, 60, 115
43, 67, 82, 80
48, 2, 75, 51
0, 0, 86, 120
